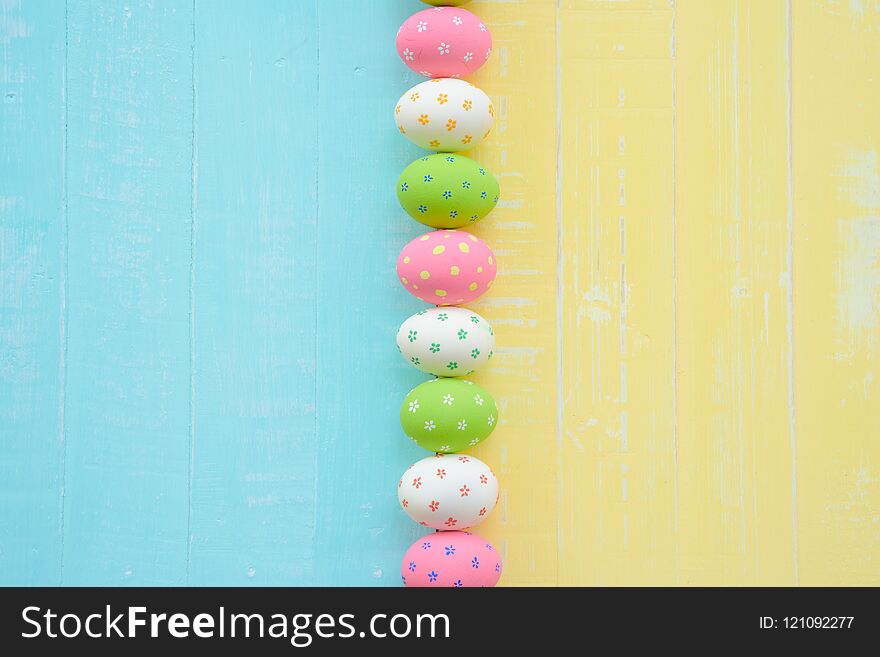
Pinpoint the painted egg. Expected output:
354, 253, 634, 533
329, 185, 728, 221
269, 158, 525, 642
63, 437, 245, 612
398, 454, 498, 530
396, 307, 495, 377
422, 1, 471, 6
397, 153, 500, 229
402, 531, 501, 587
396, 7, 492, 79
395, 78, 494, 152
397, 229, 497, 306
400, 378, 498, 453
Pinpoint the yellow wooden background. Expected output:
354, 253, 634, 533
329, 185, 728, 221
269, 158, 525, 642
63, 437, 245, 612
465, 0, 879, 586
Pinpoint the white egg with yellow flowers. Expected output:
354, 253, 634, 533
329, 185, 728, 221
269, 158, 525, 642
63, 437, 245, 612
395, 78, 494, 152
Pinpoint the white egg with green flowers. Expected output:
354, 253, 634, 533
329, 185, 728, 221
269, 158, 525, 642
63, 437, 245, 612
397, 307, 494, 377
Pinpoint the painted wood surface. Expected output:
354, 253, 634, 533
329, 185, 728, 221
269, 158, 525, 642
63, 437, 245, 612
792, 0, 880, 586
1, 0, 877, 586
0, 0, 66, 586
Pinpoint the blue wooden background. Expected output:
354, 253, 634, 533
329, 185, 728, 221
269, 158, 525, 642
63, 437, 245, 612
1, 0, 432, 586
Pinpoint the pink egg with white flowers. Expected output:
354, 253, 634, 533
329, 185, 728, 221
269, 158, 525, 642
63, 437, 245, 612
397, 230, 497, 306
401, 531, 502, 587
396, 7, 492, 79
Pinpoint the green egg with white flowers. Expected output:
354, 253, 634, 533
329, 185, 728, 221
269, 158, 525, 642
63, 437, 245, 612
397, 153, 500, 229
400, 378, 499, 453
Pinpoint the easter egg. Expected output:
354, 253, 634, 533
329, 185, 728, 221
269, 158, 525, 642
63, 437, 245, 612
400, 378, 498, 453
397, 153, 499, 229
398, 454, 498, 530
397, 307, 495, 377
395, 78, 494, 152
397, 229, 497, 306
422, 1, 471, 6
396, 7, 492, 79
401, 531, 501, 587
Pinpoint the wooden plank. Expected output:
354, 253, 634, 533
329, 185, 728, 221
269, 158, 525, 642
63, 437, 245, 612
673, 0, 796, 585
312, 0, 428, 586
792, 0, 880, 585
187, 0, 321, 585
557, 0, 677, 585
0, 0, 66, 585
61, 0, 193, 585
467, 0, 559, 586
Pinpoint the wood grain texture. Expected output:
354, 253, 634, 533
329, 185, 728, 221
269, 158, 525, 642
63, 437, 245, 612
0, 0, 66, 585
313, 0, 426, 586
1, 0, 878, 586
557, 0, 677, 586
61, 0, 194, 585
674, 0, 796, 585
468, 0, 559, 587
188, 0, 320, 586
792, 0, 880, 586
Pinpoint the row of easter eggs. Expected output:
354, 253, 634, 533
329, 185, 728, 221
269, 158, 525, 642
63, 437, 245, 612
396, 375, 503, 588
395, 351, 504, 588
396, 3, 502, 589
397, 425, 501, 588
395, 307, 501, 588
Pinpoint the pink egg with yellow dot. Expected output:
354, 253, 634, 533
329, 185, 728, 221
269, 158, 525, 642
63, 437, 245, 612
397, 230, 497, 306
396, 7, 492, 79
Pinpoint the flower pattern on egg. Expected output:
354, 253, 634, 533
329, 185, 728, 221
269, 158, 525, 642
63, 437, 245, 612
401, 531, 501, 588
398, 454, 498, 530
397, 7, 492, 79
396, 153, 500, 229
394, 79, 494, 152
399, 378, 498, 453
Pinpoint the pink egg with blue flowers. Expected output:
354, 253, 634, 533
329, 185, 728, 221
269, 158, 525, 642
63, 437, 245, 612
397, 230, 497, 306
401, 531, 502, 587
396, 7, 492, 79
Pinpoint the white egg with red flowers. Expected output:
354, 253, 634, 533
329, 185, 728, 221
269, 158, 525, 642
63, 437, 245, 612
398, 453, 498, 531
